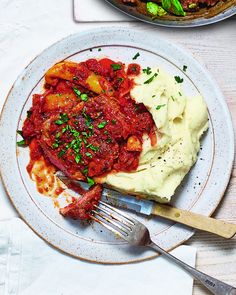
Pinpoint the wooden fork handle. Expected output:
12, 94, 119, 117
152, 204, 236, 239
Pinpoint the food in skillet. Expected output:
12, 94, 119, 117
17, 56, 208, 220
120, 0, 225, 17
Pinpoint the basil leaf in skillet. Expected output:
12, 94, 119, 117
146, 2, 167, 16
162, 0, 186, 16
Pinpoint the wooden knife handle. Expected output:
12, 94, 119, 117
152, 204, 236, 239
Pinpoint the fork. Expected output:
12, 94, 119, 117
90, 201, 236, 295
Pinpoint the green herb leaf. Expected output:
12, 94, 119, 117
111, 119, 116, 124
27, 110, 32, 118
83, 166, 88, 176
58, 149, 66, 158
144, 73, 158, 84
156, 104, 166, 110
183, 65, 187, 72
55, 132, 61, 139
117, 77, 124, 83
98, 121, 107, 129
87, 144, 99, 152
85, 152, 93, 158
132, 52, 140, 60
111, 64, 122, 71
55, 113, 69, 125
75, 154, 81, 164
98, 48, 102, 52
73, 87, 81, 97
174, 76, 184, 83
143, 67, 152, 75
162, 0, 186, 16
87, 177, 95, 186
62, 125, 69, 133
52, 142, 59, 149
17, 130, 23, 136
16, 140, 26, 146
80, 93, 89, 102
146, 2, 167, 16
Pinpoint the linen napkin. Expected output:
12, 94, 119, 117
74, 0, 132, 22
0, 218, 196, 295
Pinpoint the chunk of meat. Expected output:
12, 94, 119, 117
59, 184, 102, 220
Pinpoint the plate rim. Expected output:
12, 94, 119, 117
105, 0, 236, 27
0, 27, 235, 264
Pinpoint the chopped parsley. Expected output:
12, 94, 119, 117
132, 52, 140, 60
87, 177, 95, 186
55, 113, 69, 125
85, 152, 93, 158
144, 73, 158, 84
111, 64, 122, 71
83, 166, 88, 176
75, 154, 81, 164
87, 144, 99, 152
156, 104, 166, 110
171, 95, 175, 101
17, 130, 23, 136
80, 93, 89, 102
58, 149, 66, 158
73, 88, 89, 102
178, 92, 182, 96
117, 77, 124, 83
174, 76, 184, 83
62, 125, 69, 133
111, 119, 116, 124
183, 65, 187, 72
16, 130, 26, 146
98, 121, 107, 129
52, 142, 59, 149
55, 132, 61, 139
143, 67, 152, 75
106, 138, 112, 144
73, 87, 81, 97
98, 48, 102, 52
27, 110, 32, 118
16, 140, 26, 146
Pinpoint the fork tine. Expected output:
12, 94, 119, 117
99, 201, 136, 225
89, 213, 127, 238
91, 210, 129, 235
94, 204, 132, 230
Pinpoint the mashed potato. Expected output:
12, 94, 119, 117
103, 67, 209, 203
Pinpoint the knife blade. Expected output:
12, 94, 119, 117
56, 172, 236, 238
56, 172, 154, 215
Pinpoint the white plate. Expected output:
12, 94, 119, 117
0, 27, 234, 264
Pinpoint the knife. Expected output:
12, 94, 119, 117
56, 172, 236, 239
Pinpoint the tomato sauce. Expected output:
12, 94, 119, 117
20, 58, 156, 220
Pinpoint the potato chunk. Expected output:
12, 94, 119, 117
127, 135, 142, 152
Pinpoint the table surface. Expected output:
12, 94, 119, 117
0, 1, 235, 294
